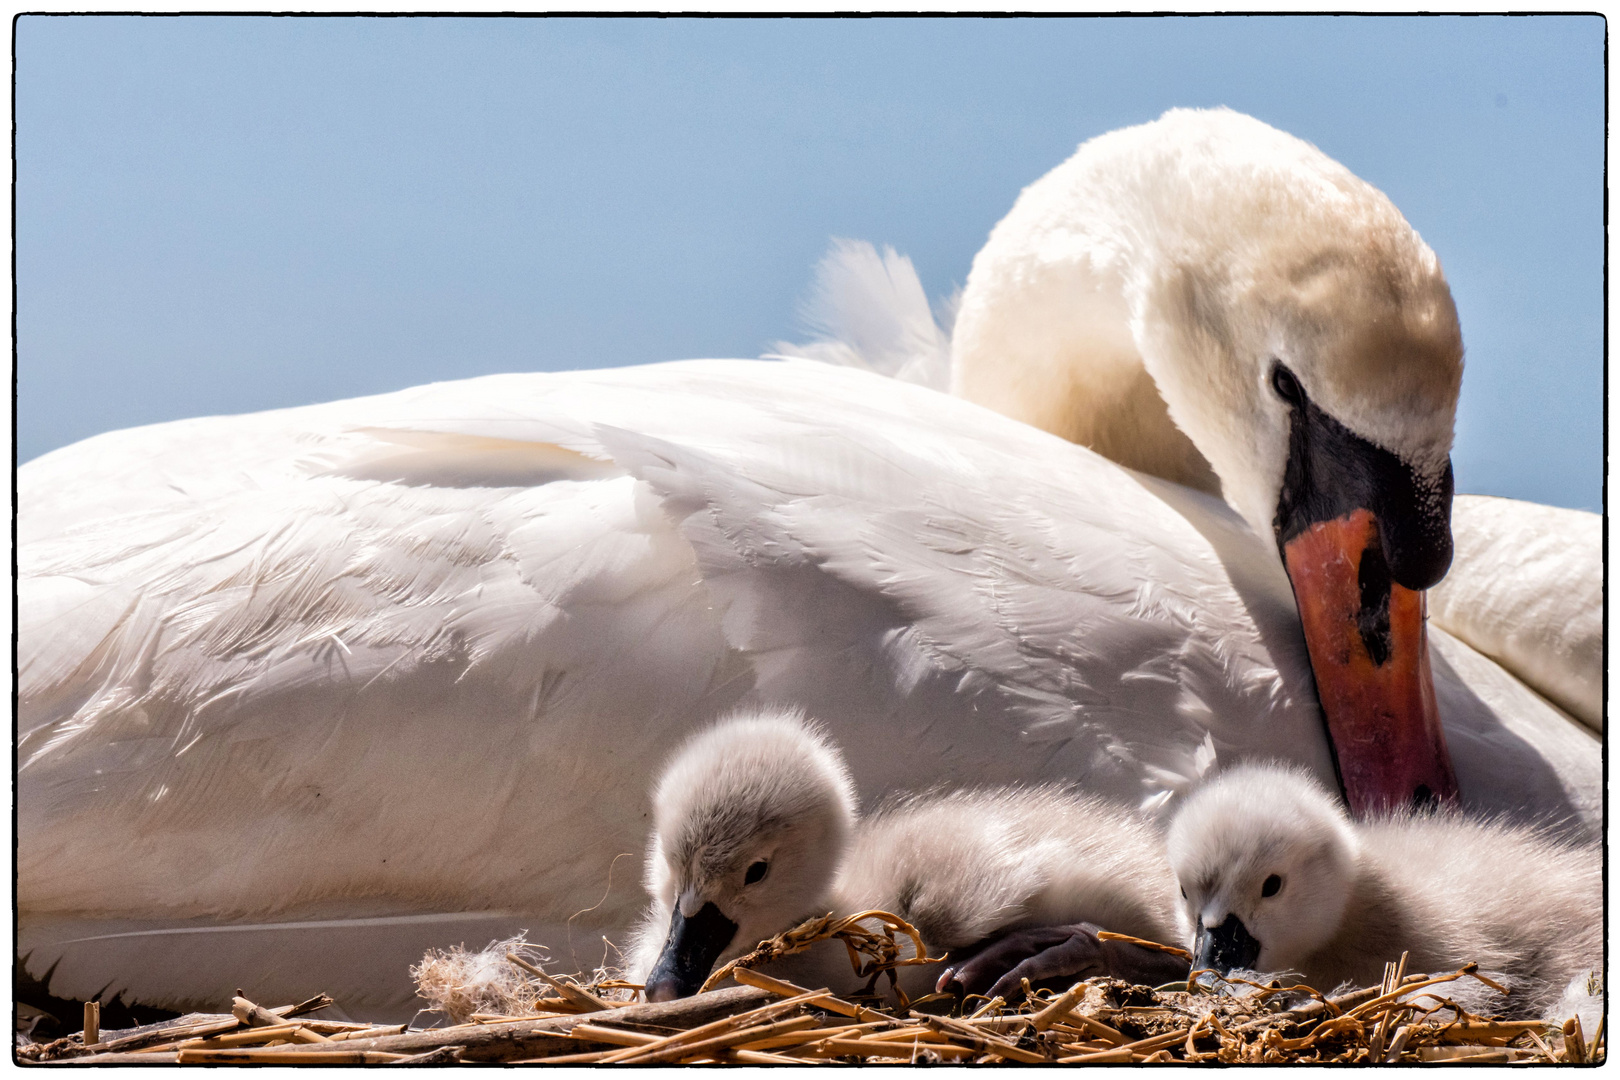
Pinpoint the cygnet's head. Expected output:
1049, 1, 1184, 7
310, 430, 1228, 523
1166, 763, 1358, 976
641, 708, 857, 1001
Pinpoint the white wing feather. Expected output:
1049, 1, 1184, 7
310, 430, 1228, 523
1429, 495, 1602, 733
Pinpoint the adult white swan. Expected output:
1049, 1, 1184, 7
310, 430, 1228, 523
18, 109, 1597, 1017
788, 240, 1603, 740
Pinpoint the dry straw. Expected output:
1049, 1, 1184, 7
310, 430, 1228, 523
19, 916, 1602, 1065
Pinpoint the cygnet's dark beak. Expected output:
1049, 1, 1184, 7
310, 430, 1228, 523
643, 901, 740, 1002
1192, 913, 1262, 974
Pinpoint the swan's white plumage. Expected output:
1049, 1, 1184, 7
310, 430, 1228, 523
1167, 764, 1601, 1020
783, 222, 1600, 745
767, 218, 1601, 835
1427, 496, 1602, 732
768, 237, 954, 390
953, 107, 1462, 537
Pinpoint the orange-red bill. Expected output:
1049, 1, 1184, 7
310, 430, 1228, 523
1283, 508, 1458, 816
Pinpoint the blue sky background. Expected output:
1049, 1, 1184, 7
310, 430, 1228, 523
17, 16, 1604, 510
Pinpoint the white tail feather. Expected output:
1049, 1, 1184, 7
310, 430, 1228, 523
769, 238, 954, 391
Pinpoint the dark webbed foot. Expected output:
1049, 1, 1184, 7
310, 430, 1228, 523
936, 922, 1192, 1002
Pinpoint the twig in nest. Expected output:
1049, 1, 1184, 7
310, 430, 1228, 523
1345, 964, 1491, 1021
729, 965, 893, 1022
1095, 930, 1193, 961
505, 952, 610, 1012
966, 995, 1005, 1020
697, 908, 941, 1000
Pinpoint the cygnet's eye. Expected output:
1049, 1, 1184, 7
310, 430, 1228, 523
1270, 364, 1305, 408
1261, 874, 1283, 898
744, 860, 770, 886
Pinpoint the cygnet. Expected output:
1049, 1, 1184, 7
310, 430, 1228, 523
628, 708, 1187, 1002
1167, 763, 1601, 1019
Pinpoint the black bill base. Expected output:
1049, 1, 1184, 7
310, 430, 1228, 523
643, 901, 740, 1002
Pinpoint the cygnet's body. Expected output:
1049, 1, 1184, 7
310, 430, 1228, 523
628, 709, 1182, 1001
842, 786, 1177, 954
1168, 764, 1600, 1019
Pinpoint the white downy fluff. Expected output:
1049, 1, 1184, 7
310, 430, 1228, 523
411, 933, 544, 1025
769, 237, 954, 390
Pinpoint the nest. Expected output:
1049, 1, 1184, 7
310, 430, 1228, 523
18, 913, 1605, 1065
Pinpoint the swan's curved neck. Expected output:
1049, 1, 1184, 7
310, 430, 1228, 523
949, 263, 1219, 494
959, 343, 1218, 494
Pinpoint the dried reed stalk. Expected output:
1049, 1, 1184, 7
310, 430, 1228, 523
1095, 929, 1194, 959
27, 940, 1600, 1066
505, 950, 611, 1012
698, 908, 939, 1000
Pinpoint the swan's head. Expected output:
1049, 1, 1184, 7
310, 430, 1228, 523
641, 707, 857, 1001
1167, 763, 1357, 976
1131, 121, 1461, 587
955, 108, 1462, 816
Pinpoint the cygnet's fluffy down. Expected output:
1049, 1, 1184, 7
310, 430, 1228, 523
627, 709, 1184, 1001
1167, 764, 1600, 1020
842, 785, 1178, 954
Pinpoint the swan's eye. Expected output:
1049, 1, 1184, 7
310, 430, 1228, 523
1270, 364, 1305, 407
744, 860, 769, 885
1261, 874, 1283, 898
1180, 885, 1187, 900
